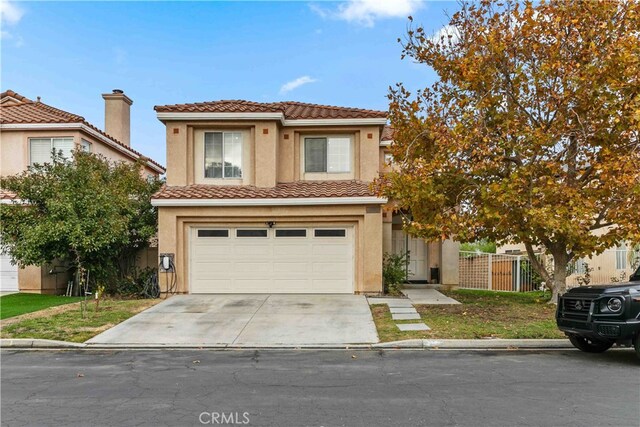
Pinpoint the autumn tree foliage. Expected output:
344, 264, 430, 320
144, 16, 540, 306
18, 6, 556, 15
378, 0, 640, 302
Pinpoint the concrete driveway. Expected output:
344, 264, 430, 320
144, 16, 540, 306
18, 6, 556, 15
87, 294, 378, 346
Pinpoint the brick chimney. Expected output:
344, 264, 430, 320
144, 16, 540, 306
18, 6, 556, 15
102, 89, 133, 146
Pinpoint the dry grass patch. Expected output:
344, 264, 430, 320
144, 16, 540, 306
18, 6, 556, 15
1, 298, 161, 343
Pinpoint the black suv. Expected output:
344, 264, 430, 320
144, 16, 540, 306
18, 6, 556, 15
556, 265, 640, 358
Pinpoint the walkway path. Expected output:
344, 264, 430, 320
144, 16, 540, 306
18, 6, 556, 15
368, 288, 460, 332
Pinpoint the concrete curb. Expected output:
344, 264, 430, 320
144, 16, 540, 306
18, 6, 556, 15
1, 338, 574, 350
0, 339, 86, 349
372, 339, 574, 350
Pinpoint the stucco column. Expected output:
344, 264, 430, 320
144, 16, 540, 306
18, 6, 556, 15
362, 207, 383, 293
165, 122, 188, 186
254, 122, 278, 187
382, 210, 393, 255
157, 208, 179, 293
440, 239, 460, 285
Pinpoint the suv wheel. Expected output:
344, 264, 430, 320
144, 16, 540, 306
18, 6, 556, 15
568, 335, 614, 353
634, 334, 640, 359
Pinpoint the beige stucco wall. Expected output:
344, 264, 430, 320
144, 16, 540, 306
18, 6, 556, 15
0, 128, 160, 178
163, 120, 384, 187
157, 204, 383, 295
18, 263, 69, 295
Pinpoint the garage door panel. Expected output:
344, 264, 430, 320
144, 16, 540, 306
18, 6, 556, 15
234, 262, 273, 275
312, 262, 350, 275
233, 244, 272, 256
273, 245, 312, 257
191, 227, 353, 294
0, 253, 19, 292
273, 262, 309, 274
312, 244, 350, 257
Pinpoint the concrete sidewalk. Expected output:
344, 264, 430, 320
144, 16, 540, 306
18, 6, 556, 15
402, 288, 461, 305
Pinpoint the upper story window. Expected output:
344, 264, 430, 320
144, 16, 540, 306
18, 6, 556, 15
29, 137, 74, 165
80, 139, 92, 152
384, 152, 394, 165
204, 132, 242, 179
304, 136, 351, 173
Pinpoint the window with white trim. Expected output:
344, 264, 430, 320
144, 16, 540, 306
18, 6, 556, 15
204, 132, 242, 178
304, 136, 351, 173
80, 139, 92, 152
616, 243, 628, 270
29, 137, 74, 165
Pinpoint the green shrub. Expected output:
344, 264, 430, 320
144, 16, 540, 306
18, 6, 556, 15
383, 252, 408, 295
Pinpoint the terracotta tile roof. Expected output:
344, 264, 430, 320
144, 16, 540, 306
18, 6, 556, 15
0, 90, 165, 172
381, 125, 394, 141
0, 188, 17, 200
153, 180, 377, 200
154, 100, 388, 120
1, 90, 32, 103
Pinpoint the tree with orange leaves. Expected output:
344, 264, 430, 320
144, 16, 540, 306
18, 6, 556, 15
377, 0, 640, 303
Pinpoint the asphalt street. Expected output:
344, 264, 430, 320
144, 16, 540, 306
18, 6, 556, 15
1, 349, 638, 427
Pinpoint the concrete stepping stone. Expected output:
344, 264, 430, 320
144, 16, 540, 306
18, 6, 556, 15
397, 323, 431, 331
389, 307, 418, 314
392, 313, 421, 320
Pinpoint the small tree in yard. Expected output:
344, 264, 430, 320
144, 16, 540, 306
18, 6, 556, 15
0, 150, 162, 292
377, 0, 640, 303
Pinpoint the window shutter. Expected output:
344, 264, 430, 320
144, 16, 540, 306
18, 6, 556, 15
30, 139, 53, 165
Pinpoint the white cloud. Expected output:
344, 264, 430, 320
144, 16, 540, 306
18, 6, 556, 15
1, 0, 24, 44
280, 76, 318, 94
429, 24, 460, 44
1, 0, 24, 25
311, 0, 424, 28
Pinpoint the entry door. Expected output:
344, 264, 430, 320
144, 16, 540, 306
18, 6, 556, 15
0, 253, 19, 292
190, 226, 354, 293
391, 230, 428, 281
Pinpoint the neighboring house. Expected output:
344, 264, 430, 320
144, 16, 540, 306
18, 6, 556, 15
0, 89, 166, 294
151, 99, 459, 294
496, 239, 640, 286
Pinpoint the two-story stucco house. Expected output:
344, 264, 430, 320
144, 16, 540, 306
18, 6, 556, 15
151, 99, 459, 295
0, 89, 166, 293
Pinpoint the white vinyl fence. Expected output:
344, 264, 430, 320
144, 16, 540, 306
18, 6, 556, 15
459, 252, 541, 292
459, 247, 640, 292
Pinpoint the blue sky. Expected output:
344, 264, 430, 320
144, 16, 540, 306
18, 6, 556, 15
1, 0, 457, 166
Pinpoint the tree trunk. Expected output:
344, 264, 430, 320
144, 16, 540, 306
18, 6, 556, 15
549, 249, 570, 304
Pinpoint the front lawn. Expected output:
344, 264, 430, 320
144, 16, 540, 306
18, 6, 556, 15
1, 298, 160, 343
372, 289, 564, 342
0, 293, 82, 320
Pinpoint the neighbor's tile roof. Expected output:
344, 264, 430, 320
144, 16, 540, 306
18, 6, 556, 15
154, 100, 388, 120
153, 180, 377, 200
0, 189, 17, 200
381, 125, 394, 141
0, 90, 165, 172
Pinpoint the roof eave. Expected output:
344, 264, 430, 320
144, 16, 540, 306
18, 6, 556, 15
151, 196, 388, 207
155, 111, 387, 126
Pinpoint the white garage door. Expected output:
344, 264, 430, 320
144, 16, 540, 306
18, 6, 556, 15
1, 253, 19, 292
190, 226, 354, 294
